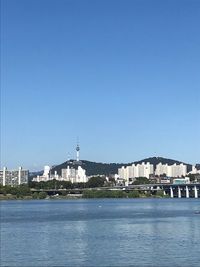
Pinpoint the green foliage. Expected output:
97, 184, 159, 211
0, 184, 31, 197
187, 174, 196, 182
0, 185, 7, 195
29, 180, 73, 190
38, 191, 47, 199
73, 182, 86, 189
128, 190, 140, 198
156, 190, 164, 197
60, 190, 67, 196
32, 192, 39, 199
83, 189, 143, 198
106, 177, 116, 187
83, 190, 126, 198
132, 177, 150, 185
86, 176, 106, 188
144, 191, 152, 197
18, 185, 31, 196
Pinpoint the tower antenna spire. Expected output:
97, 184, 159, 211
67, 152, 70, 161
76, 137, 80, 162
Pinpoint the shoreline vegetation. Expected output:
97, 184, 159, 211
0, 177, 169, 200
0, 192, 168, 200
0, 189, 168, 201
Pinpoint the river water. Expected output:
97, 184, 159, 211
0, 199, 200, 267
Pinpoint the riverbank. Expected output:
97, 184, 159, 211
0, 189, 168, 200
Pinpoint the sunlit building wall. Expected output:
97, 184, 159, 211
0, 167, 29, 186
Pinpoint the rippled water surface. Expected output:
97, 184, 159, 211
1, 199, 200, 267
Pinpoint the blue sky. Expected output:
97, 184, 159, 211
1, 0, 200, 170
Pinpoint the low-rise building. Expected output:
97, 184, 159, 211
173, 177, 190, 184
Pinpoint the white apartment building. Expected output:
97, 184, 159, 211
33, 165, 51, 182
0, 167, 29, 186
155, 163, 187, 177
61, 165, 87, 183
33, 164, 88, 184
118, 162, 154, 184
118, 162, 188, 184
155, 163, 168, 176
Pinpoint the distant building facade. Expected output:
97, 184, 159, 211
188, 165, 200, 175
33, 165, 87, 183
155, 163, 187, 177
118, 162, 188, 185
32, 165, 51, 182
118, 162, 154, 184
0, 167, 29, 186
61, 165, 87, 183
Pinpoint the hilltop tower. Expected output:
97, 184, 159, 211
76, 142, 80, 162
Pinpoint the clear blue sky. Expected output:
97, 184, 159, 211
1, 0, 200, 170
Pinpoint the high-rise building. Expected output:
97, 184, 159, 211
61, 165, 87, 183
118, 161, 188, 184
155, 163, 187, 177
118, 162, 154, 184
155, 163, 168, 176
0, 167, 29, 186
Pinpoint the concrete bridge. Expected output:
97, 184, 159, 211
128, 183, 200, 198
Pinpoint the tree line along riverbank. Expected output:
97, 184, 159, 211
0, 186, 167, 200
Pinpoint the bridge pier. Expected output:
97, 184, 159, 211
178, 187, 181, 198
194, 186, 198, 198
170, 186, 174, 198
186, 186, 189, 198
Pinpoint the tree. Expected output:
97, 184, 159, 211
107, 177, 116, 186
86, 176, 106, 188
18, 185, 31, 196
38, 192, 47, 199
132, 177, 150, 185
156, 190, 164, 197
187, 174, 196, 182
128, 190, 140, 198
32, 192, 39, 199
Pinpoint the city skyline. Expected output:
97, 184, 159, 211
1, 152, 199, 172
1, 0, 200, 170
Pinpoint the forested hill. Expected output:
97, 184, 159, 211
50, 157, 193, 176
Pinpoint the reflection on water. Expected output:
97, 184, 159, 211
1, 199, 200, 267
